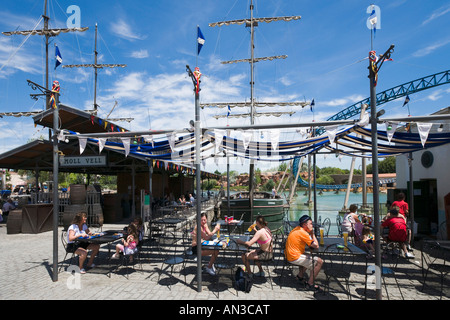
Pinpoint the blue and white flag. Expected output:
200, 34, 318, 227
55, 44, 62, 69
402, 95, 410, 107
197, 26, 205, 55
310, 99, 315, 112
227, 105, 231, 117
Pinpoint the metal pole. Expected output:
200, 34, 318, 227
52, 91, 60, 282
408, 139, 415, 246
195, 86, 202, 292
369, 57, 382, 301
369, 44, 395, 300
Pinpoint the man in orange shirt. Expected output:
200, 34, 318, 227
285, 215, 323, 291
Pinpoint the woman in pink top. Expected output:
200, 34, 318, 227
237, 215, 273, 278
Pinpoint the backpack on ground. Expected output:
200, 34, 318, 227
234, 266, 253, 293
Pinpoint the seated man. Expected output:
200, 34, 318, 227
285, 215, 324, 291
381, 208, 414, 258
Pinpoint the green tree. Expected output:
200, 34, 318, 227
367, 156, 396, 174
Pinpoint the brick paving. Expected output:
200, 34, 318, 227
0, 221, 448, 302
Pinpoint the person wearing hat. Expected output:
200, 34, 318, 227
285, 215, 323, 291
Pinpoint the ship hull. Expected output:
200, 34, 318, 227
220, 192, 286, 232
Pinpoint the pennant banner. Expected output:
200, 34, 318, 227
325, 125, 339, 144
242, 130, 253, 151
385, 121, 399, 143
214, 129, 226, 153
79, 138, 87, 155
269, 129, 280, 151
121, 138, 131, 157
98, 138, 106, 154
417, 122, 433, 147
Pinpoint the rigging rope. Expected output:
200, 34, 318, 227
0, 16, 44, 73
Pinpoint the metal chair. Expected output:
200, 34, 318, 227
322, 218, 331, 237
277, 236, 301, 289
214, 238, 240, 296
323, 243, 355, 299
157, 231, 185, 287
378, 241, 404, 300
420, 240, 450, 299
59, 230, 77, 272
115, 246, 142, 279
229, 213, 245, 234
336, 215, 343, 237
250, 237, 274, 290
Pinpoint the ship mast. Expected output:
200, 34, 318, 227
2, 0, 89, 99
62, 24, 130, 121
205, 0, 303, 211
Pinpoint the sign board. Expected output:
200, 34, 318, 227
60, 156, 107, 167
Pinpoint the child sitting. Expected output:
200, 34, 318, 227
112, 223, 139, 261
361, 226, 375, 259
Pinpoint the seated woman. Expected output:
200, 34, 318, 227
342, 204, 362, 235
381, 208, 414, 258
237, 215, 273, 278
191, 212, 221, 276
67, 212, 100, 274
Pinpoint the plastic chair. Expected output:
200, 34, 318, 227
420, 240, 450, 300
59, 230, 77, 272
323, 243, 355, 299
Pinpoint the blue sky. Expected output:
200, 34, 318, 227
0, 0, 449, 173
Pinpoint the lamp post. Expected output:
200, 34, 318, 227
368, 44, 394, 300
186, 65, 203, 292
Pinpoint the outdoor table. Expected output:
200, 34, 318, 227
76, 230, 125, 274
150, 217, 186, 238
201, 234, 250, 252
212, 219, 244, 235
307, 237, 368, 298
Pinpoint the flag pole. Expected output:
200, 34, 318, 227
196, 25, 199, 67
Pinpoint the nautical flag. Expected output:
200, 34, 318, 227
197, 26, 205, 55
55, 44, 62, 69
402, 95, 410, 107
227, 105, 231, 117
310, 99, 315, 112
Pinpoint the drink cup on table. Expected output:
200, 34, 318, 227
319, 227, 324, 246
343, 231, 348, 246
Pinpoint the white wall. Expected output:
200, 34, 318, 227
396, 144, 450, 234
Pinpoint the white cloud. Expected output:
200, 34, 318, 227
110, 19, 145, 41
322, 94, 365, 107
422, 5, 450, 25
130, 49, 149, 59
0, 38, 41, 77
412, 39, 450, 58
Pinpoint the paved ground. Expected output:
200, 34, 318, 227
0, 220, 448, 306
